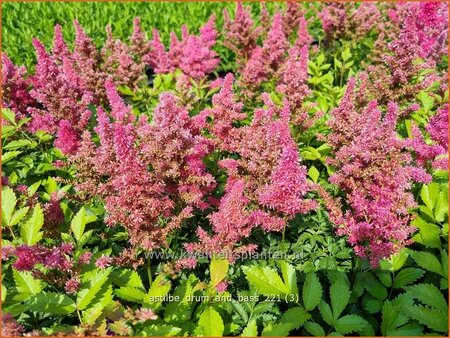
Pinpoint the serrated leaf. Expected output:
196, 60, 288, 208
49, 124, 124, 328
241, 319, 258, 337
2, 151, 22, 163
303, 272, 322, 311
71, 207, 96, 243
3, 139, 33, 150
198, 306, 224, 336
330, 279, 350, 321
21, 204, 43, 245
2, 186, 17, 226
144, 275, 171, 310
210, 258, 228, 287
111, 269, 144, 289
262, 307, 310, 336
13, 270, 43, 295
406, 283, 448, 313
318, 300, 333, 326
231, 299, 248, 323
28, 292, 76, 314
409, 250, 443, 275
393, 268, 425, 288
381, 294, 414, 335
404, 305, 448, 333
364, 273, 388, 300
304, 321, 325, 336
141, 324, 181, 336
242, 265, 289, 296
334, 315, 370, 334
77, 268, 111, 310
279, 261, 298, 295
10, 207, 29, 227
82, 284, 113, 325
115, 286, 145, 303
2, 108, 16, 125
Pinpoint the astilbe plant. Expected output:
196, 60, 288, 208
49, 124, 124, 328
223, 2, 262, 66
183, 80, 316, 264
71, 81, 214, 252
2, 19, 152, 155
148, 15, 219, 79
385, 1, 448, 62
406, 103, 449, 171
318, 2, 381, 43
324, 77, 431, 267
364, 2, 448, 107
1, 55, 36, 119
241, 12, 288, 90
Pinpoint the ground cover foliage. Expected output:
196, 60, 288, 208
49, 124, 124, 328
1, 1, 449, 336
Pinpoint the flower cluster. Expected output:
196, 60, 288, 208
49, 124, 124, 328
183, 85, 316, 264
1, 55, 36, 119
71, 82, 213, 251
406, 103, 449, 171
2, 19, 151, 155
364, 1, 447, 107
318, 2, 381, 42
325, 77, 431, 266
148, 15, 219, 79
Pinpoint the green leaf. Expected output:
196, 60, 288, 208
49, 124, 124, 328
2, 284, 6, 302
3, 139, 33, 150
241, 319, 258, 337
330, 278, 350, 321
231, 299, 248, 323
144, 275, 171, 310
140, 324, 181, 336
115, 286, 146, 303
13, 270, 43, 295
198, 306, 224, 336
304, 321, 325, 336
392, 249, 409, 271
417, 91, 434, 113
28, 292, 76, 315
393, 268, 425, 288
2, 108, 16, 125
21, 204, 43, 245
406, 284, 448, 313
308, 166, 320, 183
279, 261, 298, 295
242, 265, 290, 296
334, 315, 370, 334
82, 284, 113, 325
409, 250, 443, 275
2, 186, 16, 226
303, 272, 322, 311
262, 307, 310, 336
2, 151, 22, 163
210, 258, 228, 287
77, 268, 111, 310
363, 272, 388, 300
412, 217, 442, 249
318, 300, 333, 326
420, 183, 439, 211
381, 294, 414, 336
71, 207, 96, 244
404, 305, 448, 333
111, 269, 144, 289
10, 207, 30, 227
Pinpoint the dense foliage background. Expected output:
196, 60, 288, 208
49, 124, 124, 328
1, 1, 448, 337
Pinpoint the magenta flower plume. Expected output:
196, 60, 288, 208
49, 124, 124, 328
325, 77, 431, 266
1, 54, 35, 119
